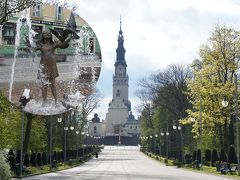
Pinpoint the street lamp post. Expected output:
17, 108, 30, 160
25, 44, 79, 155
154, 134, 158, 154
49, 115, 53, 171
19, 88, 30, 178
173, 125, 183, 163
81, 132, 85, 160
161, 130, 170, 159
166, 129, 169, 159
64, 114, 69, 167
76, 131, 79, 158
234, 73, 240, 175
222, 73, 239, 174
150, 135, 153, 153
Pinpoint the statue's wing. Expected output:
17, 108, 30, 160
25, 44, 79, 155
62, 29, 80, 40
49, 28, 63, 41
62, 29, 74, 40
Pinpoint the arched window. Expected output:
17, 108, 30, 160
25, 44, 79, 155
94, 126, 97, 134
116, 89, 120, 97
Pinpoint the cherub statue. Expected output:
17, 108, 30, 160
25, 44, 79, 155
20, 30, 72, 105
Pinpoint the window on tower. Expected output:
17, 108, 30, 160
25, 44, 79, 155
94, 126, 97, 134
116, 89, 120, 97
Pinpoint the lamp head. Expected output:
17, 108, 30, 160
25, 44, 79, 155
222, 99, 228, 107
57, 118, 62, 123
19, 88, 31, 107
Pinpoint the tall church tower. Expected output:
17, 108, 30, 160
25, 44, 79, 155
113, 18, 129, 108
104, 19, 131, 135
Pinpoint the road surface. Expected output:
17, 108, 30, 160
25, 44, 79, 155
22, 146, 232, 180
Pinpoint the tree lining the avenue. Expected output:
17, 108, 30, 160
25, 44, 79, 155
138, 25, 240, 164
0, 0, 78, 25
0, 88, 102, 150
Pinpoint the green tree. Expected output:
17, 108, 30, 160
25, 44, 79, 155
0, 0, 41, 24
0, 91, 22, 149
185, 25, 240, 151
0, 91, 48, 151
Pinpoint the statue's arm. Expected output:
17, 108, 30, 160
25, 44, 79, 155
18, 46, 41, 53
18, 47, 31, 53
33, 46, 41, 52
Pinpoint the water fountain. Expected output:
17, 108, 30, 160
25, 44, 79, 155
0, 5, 102, 116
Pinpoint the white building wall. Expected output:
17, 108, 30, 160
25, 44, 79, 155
89, 122, 106, 136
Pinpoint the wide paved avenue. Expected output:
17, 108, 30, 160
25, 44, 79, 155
23, 146, 231, 180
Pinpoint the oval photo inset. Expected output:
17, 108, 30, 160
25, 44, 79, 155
0, 4, 102, 115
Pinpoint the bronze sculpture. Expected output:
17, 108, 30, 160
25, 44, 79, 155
20, 30, 72, 105
19, 12, 79, 106
36, 31, 72, 105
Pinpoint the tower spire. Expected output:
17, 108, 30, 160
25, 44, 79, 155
115, 16, 126, 67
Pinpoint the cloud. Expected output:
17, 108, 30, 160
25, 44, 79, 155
70, 0, 240, 117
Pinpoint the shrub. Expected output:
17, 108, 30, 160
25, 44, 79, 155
57, 151, 61, 162
30, 152, 36, 166
205, 149, 211, 162
175, 162, 183, 168
42, 152, 47, 165
164, 158, 168, 164
204, 161, 211, 166
7, 149, 15, 171
211, 149, 218, 166
197, 149, 201, 163
53, 151, 57, 161
228, 146, 237, 164
0, 152, 11, 180
16, 150, 20, 163
24, 153, 30, 167
60, 151, 64, 161
192, 150, 197, 161
36, 153, 42, 167
67, 159, 73, 166
185, 154, 192, 164
220, 149, 227, 162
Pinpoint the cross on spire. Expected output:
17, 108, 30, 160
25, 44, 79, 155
120, 15, 122, 31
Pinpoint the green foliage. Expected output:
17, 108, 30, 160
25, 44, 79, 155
140, 104, 153, 134
0, 91, 22, 149
185, 25, 240, 151
28, 117, 47, 151
0, 91, 48, 151
0, 152, 11, 180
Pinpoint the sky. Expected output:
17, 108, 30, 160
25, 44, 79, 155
69, 0, 240, 120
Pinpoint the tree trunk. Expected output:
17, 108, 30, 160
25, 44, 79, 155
223, 118, 229, 152
23, 113, 33, 154
229, 115, 235, 145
